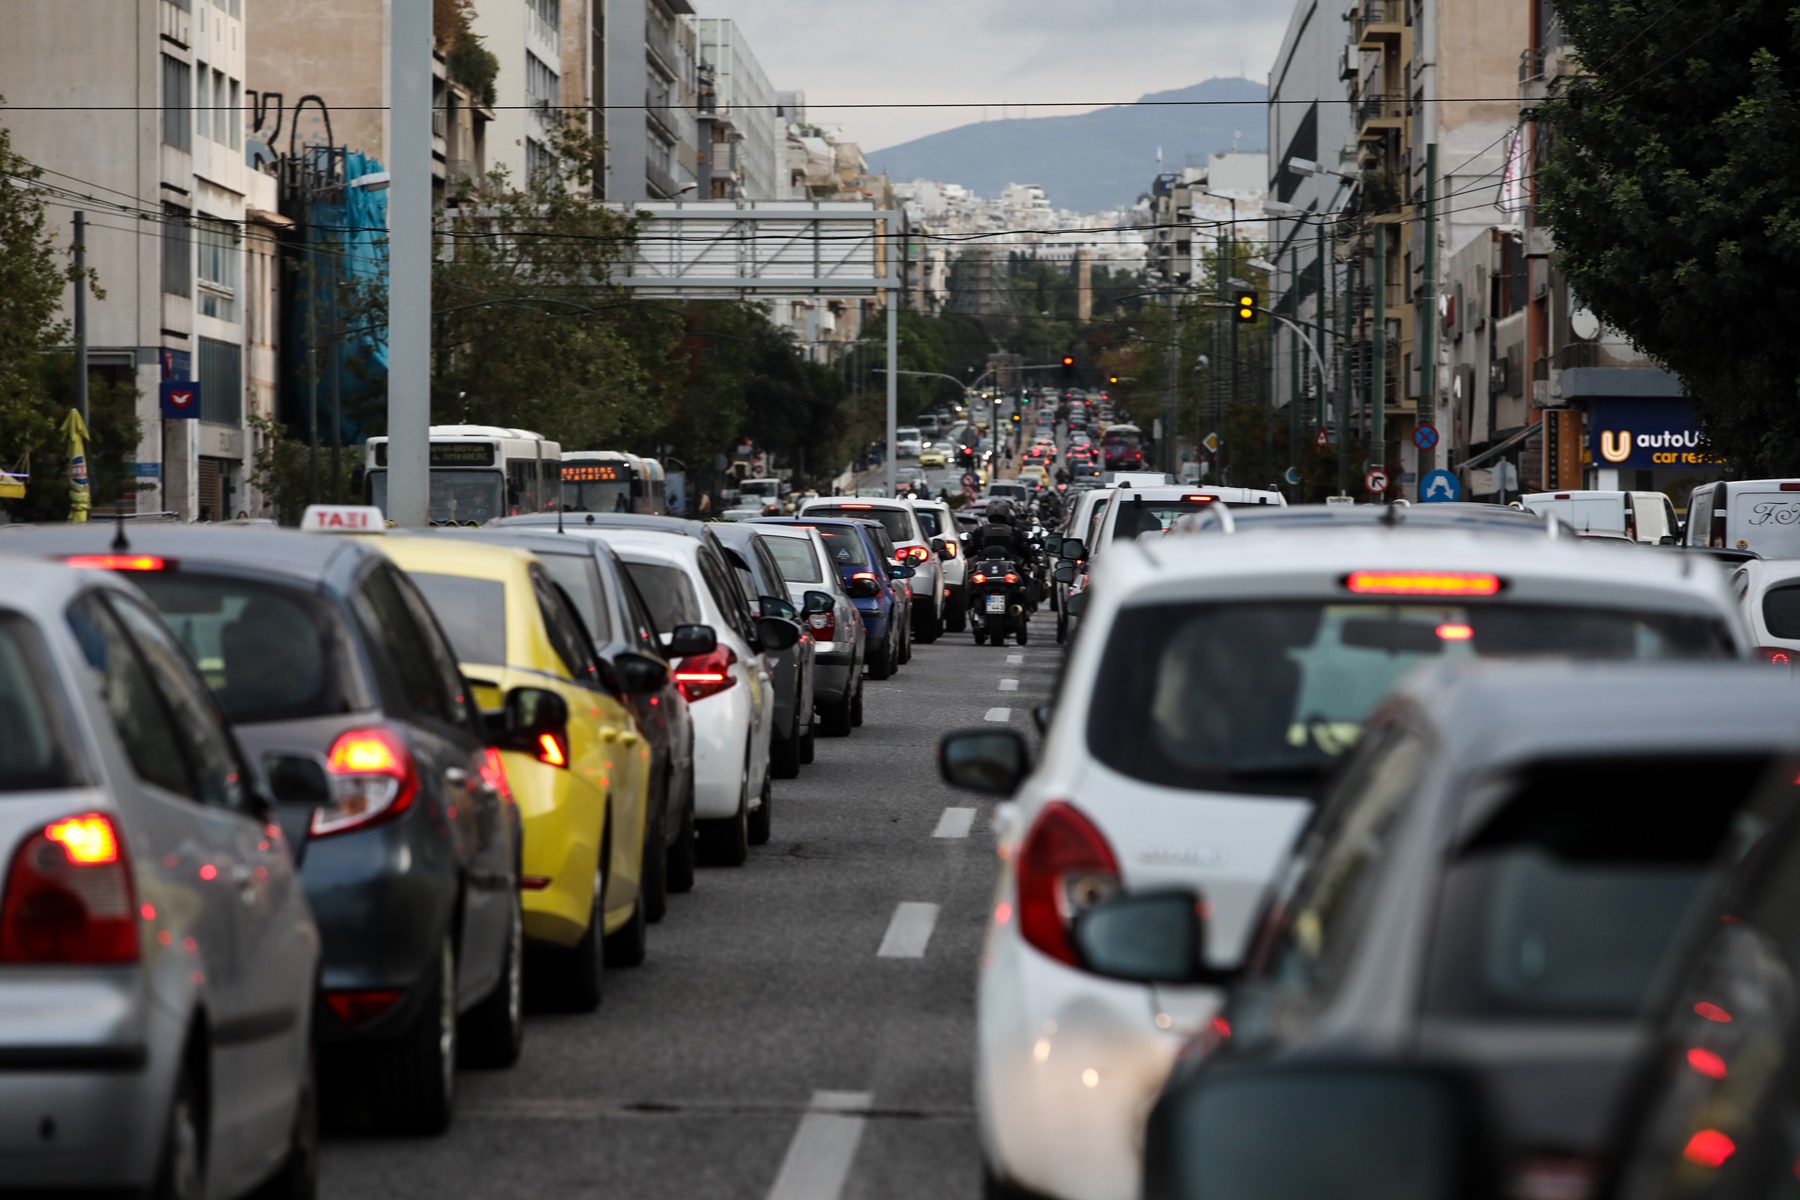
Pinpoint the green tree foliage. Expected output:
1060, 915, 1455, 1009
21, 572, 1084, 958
1539, 0, 1800, 474
436, 0, 498, 108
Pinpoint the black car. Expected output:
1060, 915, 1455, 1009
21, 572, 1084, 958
6, 524, 523, 1135
439, 526, 699, 916
710, 522, 817, 779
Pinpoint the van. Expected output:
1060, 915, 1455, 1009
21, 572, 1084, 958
1685, 479, 1800, 557
895, 427, 924, 457
1520, 490, 1678, 542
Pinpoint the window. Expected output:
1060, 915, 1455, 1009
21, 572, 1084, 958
533, 569, 600, 689
526, 51, 561, 114
68, 594, 194, 798
356, 567, 458, 720
162, 55, 191, 150
194, 62, 211, 140
197, 337, 242, 424
537, 553, 612, 642
623, 561, 703, 631
618, 569, 665, 650
807, 505, 915, 544
228, 77, 241, 149
401, 572, 507, 671
814, 525, 868, 566
162, 204, 192, 297
697, 548, 752, 639
197, 221, 239, 321
1766, 585, 1800, 640
763, 535, 823, 584
0, 614, 86, 792
390, 571, 476, 729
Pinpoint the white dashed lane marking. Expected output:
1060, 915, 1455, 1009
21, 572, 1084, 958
984, 707, 1011, 722
933, 808, 977, 839
999, 679, 1020, 692
877, 903, 940, 958
765, 1090, 875, 1200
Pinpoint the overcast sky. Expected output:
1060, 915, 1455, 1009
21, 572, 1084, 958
696, 0, 1293, 151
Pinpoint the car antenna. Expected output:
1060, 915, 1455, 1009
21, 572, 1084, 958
110, 512, 129, 553
1380, 499, 1404, 528
556, 500, 565, 535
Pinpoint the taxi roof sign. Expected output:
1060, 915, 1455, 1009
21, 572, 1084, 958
300, 505, 388, 534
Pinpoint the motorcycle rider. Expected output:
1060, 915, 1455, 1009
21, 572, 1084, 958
974, 500, 1040, 613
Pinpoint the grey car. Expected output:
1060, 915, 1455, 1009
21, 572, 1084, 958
0, 558, 319, 1197
1117, 661, 1800, 1200
743, 522, 866, 736
711, 522, 817, 778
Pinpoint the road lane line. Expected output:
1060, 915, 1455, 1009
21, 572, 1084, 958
877, 902, 940, 958
999, 679, 1020, 691
1006, 654, 1024, 664
933, 807, 977, 839
984, 707, 1011, 722
766, 1090, 874, 1200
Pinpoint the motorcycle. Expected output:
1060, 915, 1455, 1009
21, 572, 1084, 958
968, 556, 1030, 646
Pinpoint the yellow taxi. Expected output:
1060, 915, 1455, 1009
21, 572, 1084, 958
1017, 464, 1048, 488
918, 446, 948, 468
377, 536, 653, 1012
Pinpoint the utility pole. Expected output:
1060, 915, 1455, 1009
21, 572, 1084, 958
387, 0, 432, 527
1418, 143, 1438, 481
1162, 291, 1179, 474
1338, 244, 1352, 497
1288, 246, 1300, 476
1371, 225, 1386, 497
1315, 220, 1327, 442
73, 212, 89, 425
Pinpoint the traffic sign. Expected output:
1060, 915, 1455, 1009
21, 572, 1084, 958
1315, 427, 1329, 450
1202, 432, 1219, 454
1412, 423, 1440, 452
1365, 468, 1390, 495
960, 472, 978, 492
1419, 469, 1461, 503
1284, 467, 1300, 486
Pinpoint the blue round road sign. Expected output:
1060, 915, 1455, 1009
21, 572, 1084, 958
1284, 466, 1300, 486
1413, 423, 1440, 452
1419, 469, 1461, 503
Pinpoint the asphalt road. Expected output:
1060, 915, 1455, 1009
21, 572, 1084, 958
321, 608, 1061, 1200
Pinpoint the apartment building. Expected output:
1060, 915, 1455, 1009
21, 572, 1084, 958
691, 18, 781, 200
602, 0, 699, 201
471, 0, 582, 185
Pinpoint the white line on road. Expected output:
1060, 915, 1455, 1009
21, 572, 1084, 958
1006, 653, 1024, 665
999, 679, 1020, 692
984, 706, 1011, 722
766, 1090, 874, 1200
877, 902, 940, 958
933, 807, 977, 839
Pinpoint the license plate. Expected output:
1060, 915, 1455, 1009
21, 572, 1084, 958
985, 595, 1007, 614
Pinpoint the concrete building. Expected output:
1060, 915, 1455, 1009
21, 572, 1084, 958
690, 18, 781, 200
602, 0, 698, 201
468, 0, 578, 185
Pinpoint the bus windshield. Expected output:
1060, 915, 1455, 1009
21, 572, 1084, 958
565, 479, 633, 513
370, 469, 506, 525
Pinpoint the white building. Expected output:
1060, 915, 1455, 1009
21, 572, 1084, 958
690, 18, 781, 200
470, 0, 573, 185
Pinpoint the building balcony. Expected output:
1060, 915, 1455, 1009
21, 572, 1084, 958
1356, 94, 1407, 140
1354, 0, 1406, 48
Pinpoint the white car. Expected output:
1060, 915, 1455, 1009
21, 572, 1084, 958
798, 497, 948, 642
583, 529, 778, 863
1686, 479, 1800, 556
907, 496, 968, 633
1086, 485, 1286, 561
946, 525, 1751, 1200
1732, 556, 1800, 663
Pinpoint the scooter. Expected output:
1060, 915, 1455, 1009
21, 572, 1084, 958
968, 556, 1029, 646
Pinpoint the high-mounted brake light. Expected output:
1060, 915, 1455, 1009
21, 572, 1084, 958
1344, 571, 1502, 597
0, 811, 137, 964
66, 554, 170, 572
1783, 483, 1800, 492
1183, 495, 1214, 503
841, 503, 874, 510
1435, 623, 1475, 641
312, 727, 419, 838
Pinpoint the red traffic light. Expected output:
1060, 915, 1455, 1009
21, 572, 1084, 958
1061, 356, 1074, 367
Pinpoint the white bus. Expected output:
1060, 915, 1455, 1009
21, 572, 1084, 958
365, 424, 561, 525
562, 450, 667, 514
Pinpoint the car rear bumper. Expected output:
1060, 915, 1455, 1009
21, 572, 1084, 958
302, 806, 460, 993
691, 691, 752, 820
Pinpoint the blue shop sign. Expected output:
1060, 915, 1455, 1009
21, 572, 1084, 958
1588, 398, 1722, 469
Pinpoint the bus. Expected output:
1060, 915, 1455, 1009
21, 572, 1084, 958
364, 424, 561, 525
562, 450, 667, 515
1101, 423, 1146, 471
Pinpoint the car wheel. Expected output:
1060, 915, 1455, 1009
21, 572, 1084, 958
748, 775, 773, 846
1055, 606, 1067, 645
770, 723, 802, 779
154, 1058, 204, 1200
799, 724, 816, 764
603, 855, 649, 969
866, 636, 893, 680
819, 688, 853, 736
247, 1044, 318, 1200
642, 802, 669, 924
850, 680, 865, 727
458, 892, 523, 1069
666, 782, 697, 894
370, 937, 456, 1135
899, 619, 913, 664
698, 775, 750, 867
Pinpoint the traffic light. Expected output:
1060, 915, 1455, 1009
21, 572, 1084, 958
1234, 290, 1259, 323
1011, 412, 1021, 425
1061, 355, 1075, 382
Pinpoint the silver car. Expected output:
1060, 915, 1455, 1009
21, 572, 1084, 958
0, 559, 319, 1197
745, 521, 868, 735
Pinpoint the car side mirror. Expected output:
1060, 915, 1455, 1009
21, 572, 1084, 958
1064, 590, 1089, 617
264, 753, 330, 807
848, 576, 882, 599
1052, 561, 1076, 585
804, 590, 835, 615
1145, 1062, 1500, 1200
667, 623, 717, 658
932, 537, 951, 560
612, 651, 670, 695
761, 594, 798, 621
939, 729, 1029, 795
1031, 705, 1052, 734
1060, 537, 1086, 560
1659, 535, 1677, 546
889, 563, 917, 580
494, 687, 571, 754
757, 616, 802, 652
1071, 890, 1231, 985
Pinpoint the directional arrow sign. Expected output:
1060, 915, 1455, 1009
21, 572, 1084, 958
1420, 469, 1461, 503
1365, 467, 1390, 495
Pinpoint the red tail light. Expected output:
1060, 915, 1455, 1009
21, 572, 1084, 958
972, 573, 987, 584
312, 727, 420, 838
479, 748, 514, 804
324, 990, 402, 1026
898, 545, 931, 565
1015, 802, 1120, 967
808, 608, 837, 641
1757, 647, 1793, 668
674, 646, 738, 702
0, 812, 138, 964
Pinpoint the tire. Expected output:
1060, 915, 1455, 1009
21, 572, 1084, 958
867, 636, 894, 680
603, 861, 649, 969
536, 874, 604, 1013
770, 724, 802, 779
898, 619, 913, 665
458, 893, 523, 1069
973, 628, 987, 646
1056, 606, 1067, 645
370, 937, 456, 1135
1017, 623, 1029, 646
248, 1046, 319, 1200
799, 725, 816, 764
819, 690, 853, 737
850, 681, 865, 727
748, 776, 773, 846
666, 784, 697, 894
154, 1059, 205, 1200
642, 802, 669, 924
698, 776, 750, 867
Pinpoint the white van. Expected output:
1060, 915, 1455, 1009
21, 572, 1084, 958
1520, 490, 1679, 542
895, 426, 924, 458
1685, 480, 1800, 557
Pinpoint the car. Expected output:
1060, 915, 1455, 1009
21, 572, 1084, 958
376, 534, 657, 1006
896, 426, 924, 458
6, 519, 523, 1132
1052, 487, 1117, 644
1017, 465, 1049, 490
1083, 485, 1288, 559
941, 525, 1753, 1200
919, 446, 948, 469
1133, 659, 1800, 1200
437, 526, 700, 918
745, 521, 867, 735
572, 527, 797, 858
985, 481, 1032, 508
754, 516, 913, 681
1520, 489, 1680, 541
906, 496, 969, 634
0, 558, 321, 1195
798, 497, 947, 644
1684, 478, 1800, 556
718, 505, 767, 522
1728, 555, 1800, 666
711, 522, 817, 780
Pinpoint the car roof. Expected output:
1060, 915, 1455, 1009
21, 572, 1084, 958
564, 527, 701, 562
0, 522, 369, 583
0, 556, 141, 618
1109, 485, 1283, 504
497, 512, 712, 538
800, 497, 911, 512
1220, 503, 1563, 534
435, 526, 611, 560
377, 532, 537, 580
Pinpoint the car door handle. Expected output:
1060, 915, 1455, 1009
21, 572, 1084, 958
599, 729, 619, 743
618, 732, 640, 747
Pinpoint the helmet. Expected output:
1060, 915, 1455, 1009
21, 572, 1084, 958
986, 500, 1014, 526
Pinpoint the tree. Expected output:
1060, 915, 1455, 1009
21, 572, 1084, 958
1539, 0, 1800, 474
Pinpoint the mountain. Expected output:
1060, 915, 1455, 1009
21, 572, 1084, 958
865, 77, 1269, 214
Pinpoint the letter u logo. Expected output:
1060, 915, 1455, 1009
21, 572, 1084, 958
1601, 429, 1632, 463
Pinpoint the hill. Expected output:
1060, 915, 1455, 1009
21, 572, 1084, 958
865, 77, 1268, 213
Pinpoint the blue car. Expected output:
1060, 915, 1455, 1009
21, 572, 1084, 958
751, 516, 913, 681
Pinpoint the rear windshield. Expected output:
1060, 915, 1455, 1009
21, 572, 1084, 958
1088, 601, 1733, 794
1423, 756, 1769, 1019
0, 615, 84, 792
137, 574, 359, 724
913, 509, 945, 538
1764, 584, 1800, 639
814, 525, 870, 566
763, 536, 823, 584
808, 506, 913, 544
536, 553, 612, 641
624, 561, 704, 629
407, 573, 508, 666
1112, 499, 1235, 540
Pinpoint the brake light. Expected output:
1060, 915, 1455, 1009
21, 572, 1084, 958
0, 812, 137, 964
1436, 623, 1475, 641
537, 731, 569, 768
1783, 483, 1800, 492
674, 646, 739, 702
1344, 571, 1502, 597
66, 554, 170, 572
972, 573, 987, 584
808, 609, 837, 641
898, 546, 930, 564
1758, 647, 1793, 668
324, 990, 402, 1026
312, 727, 419, 838
1183, 495, 1214, 503
1015, 802, 1120, 967
1555, 493, 1571, 500
1004, 573, 1019, 584
841, 503, 873, 509
479, 748, 514, 804
1683, 1129, 1735, 1169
